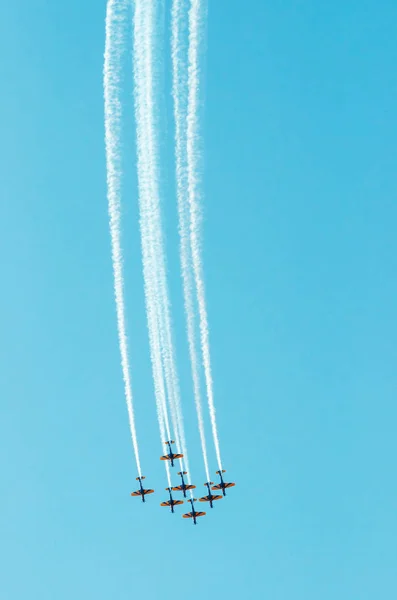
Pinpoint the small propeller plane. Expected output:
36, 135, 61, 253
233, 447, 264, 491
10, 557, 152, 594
211, 470, 236, 497
160, 440, 184, 467
199, 482, 223, 508
130, 476, 154, 503
160, 488, 184, 513
172, 471, 196, 498
182, 498, 206, 525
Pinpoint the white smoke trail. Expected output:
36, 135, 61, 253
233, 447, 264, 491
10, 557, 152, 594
133, 0, 172, 476
133, 0, 196, 486
171, 0, 210, 482
104, 0, 142, 477
186, 0, 223, 470
141, 0, 193, 484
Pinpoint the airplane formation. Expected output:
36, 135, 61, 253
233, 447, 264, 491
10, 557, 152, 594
131, 441, 235, 524
105, 2, 229, 530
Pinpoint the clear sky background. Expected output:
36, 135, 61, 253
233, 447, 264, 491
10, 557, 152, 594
1, 1, 396, 598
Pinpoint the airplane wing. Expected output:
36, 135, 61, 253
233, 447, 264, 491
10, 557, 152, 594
212, 482, 235, 490
195, 512, 206, 517
199, 495, 222, 502
173, 453, 184, 459
131, 491, 142, 497
182, 512, 194, 519
172, 485, 183, 491
161, 499, 184, 507
143, 489, 154, 495
160, 455, 171, 461
184, 484, 196, 490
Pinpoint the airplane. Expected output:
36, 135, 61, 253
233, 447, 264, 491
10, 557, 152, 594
199, 482, 223, 508
182, 498, 206, 525
172, 471, 196, 498
130, 476, 154, 503
160, 440, 184, 467
160, 487, 184, 513
211, 470, 235, 496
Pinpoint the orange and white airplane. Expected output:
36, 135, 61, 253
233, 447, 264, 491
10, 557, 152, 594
183, 498, 206, 525
160, 488, 184, 513
172, 471, 196, 498
160, 440, 184, 467
130, 476, 154, 503
199, 482, 223, 508
211, 470, 235, 497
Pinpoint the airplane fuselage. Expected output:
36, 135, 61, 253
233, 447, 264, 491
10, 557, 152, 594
217, 474, 227, 496
180, 474, 187, 497
169, 491, 175, 512
166, 443, 175, 467
135, 480, 145, 502
205, 484, 214, 507
139, 483, 145, 502
189, 500, 198, 524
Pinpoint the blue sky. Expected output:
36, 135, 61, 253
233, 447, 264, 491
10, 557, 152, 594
1, 0, 397, 598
